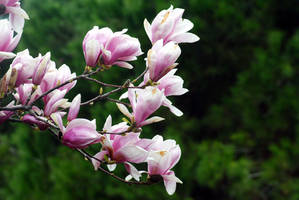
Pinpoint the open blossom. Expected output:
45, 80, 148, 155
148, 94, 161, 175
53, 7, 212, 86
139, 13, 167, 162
10, 49, 36, 87
146, 39, 181, 82
146, 135, 182, 195
83, 27, 113, 67
13, 83, 33, 105
0, 0, 29, 33
40, 64, 76, 103
157, 69, 188, 96
0, 19, 21, 62
83, 26, 142, 69
144, 5, 199, 44
43, 89, 70, 116
117, 86, 165, 127
92, 116, 148, 180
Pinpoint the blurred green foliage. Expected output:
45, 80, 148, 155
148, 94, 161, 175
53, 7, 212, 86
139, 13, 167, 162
0, 0, 298, 199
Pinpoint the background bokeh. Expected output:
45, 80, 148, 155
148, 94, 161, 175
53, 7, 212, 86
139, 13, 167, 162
0, 0, 299, 199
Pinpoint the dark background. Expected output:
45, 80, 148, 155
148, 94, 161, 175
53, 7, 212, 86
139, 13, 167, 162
0, 0, 298, 199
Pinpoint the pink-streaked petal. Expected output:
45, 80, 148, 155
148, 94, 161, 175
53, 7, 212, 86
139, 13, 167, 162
162, 171, 182, 195
103, 115, 112, 131
91, 150, 108, 170
144, 18, 152, 42
114, 145, 148, 163
65, 118, 97, 133
169, 32, 200, 44
67, 94, 81, 121
124, 162, 141, 181
116, 103, 133, 119
138, 116, 165, 127
113, 61, 133, 69
50, 112, 65, 133
162, 98, 183, 117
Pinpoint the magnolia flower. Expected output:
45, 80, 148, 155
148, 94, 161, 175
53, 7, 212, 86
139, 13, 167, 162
146, 39, 181, 82
92, 116, 148, 180
40, 64, 76, 103
142, 69, 188, 117
117, 86, 165, 127
0, 0, 29, 33
13, 83, 33, 105
0, 19, 21, 62
0, 100, 14, 124
32, 52, 51, 85
146, 135, 182, 195
83, 27, 142, 69
101, 29, 143, 69
51, 113, 101, 149
144, 5, 199, 44
10, 49, 36, 87
43, 89, 70, 116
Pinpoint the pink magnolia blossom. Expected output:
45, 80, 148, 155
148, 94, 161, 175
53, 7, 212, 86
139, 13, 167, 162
83, 27, 142, 69
101, 29, 143, 69
43, 89, 70, 116
0, 100, 14, 124
51, 113, 102, 149
0, 19, 21, 62
40, 64, 76, 103
144, 5, 199, 44
142, 69, 188, 117
146, 39, 181, 82
32, 52, 51, 85
83, 26, 113, 67
146, 135, 182, 195
14, 83, 33, 105
92, 116, 148, 179
117, 86, 165, 127
0, 0, 29, 33
10, 49, 36, 87
157, 69, 188, 96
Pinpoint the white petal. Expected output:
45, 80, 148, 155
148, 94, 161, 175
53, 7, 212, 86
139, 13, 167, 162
107, 164, 117, 172
103, 115, 112, 131
138, 116, 165, 127
144, 18, 152, 42
116, 103, 133, 119
113, 61, 133, 69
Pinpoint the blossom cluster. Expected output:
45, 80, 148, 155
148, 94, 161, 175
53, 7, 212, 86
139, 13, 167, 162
0, 3, 198, 195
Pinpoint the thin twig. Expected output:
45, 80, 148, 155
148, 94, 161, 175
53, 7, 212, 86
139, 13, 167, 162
105, 97, 131, 107
81, 80, 130, 106
83, 77, 122, 88
31, 67, 102, 106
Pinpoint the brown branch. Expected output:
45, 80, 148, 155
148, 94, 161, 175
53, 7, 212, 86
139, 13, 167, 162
81, 80, 130, 106
31, 67, 102, 106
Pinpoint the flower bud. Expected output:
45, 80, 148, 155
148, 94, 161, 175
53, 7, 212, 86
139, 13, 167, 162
32, 52, 51, 85
62, 119, 101, 149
